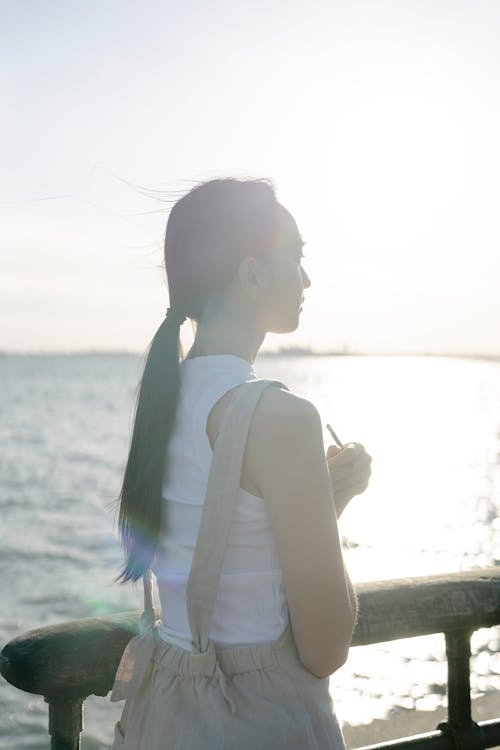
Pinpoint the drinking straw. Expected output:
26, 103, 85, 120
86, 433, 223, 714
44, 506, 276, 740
326, 423, 344, 449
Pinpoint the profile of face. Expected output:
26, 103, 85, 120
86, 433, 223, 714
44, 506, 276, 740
258, 204, 311, 334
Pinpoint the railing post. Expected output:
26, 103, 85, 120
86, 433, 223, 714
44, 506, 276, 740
436, 629, 485, 750
46, 695, 83, 750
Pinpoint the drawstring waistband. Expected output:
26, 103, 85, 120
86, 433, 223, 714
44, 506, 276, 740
112, 631, 237, 714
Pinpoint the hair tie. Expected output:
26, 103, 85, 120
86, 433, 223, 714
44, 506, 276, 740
165, 307, 187, 325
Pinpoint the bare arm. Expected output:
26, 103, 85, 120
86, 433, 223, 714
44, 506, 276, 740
248, 390, 357, 677
343, 559, 359, 630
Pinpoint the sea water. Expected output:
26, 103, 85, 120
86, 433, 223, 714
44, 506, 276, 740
0, 353, 499, 749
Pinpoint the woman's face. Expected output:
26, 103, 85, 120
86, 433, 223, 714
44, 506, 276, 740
261, 204, 311, 333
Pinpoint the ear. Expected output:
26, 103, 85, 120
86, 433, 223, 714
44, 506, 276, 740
238, 256, 269, 300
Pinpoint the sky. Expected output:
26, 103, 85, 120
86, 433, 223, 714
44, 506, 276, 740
1, 0, 499, 355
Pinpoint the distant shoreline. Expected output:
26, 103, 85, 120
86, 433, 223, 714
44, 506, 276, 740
259, 350, 500, 361
0, 349, 499, 361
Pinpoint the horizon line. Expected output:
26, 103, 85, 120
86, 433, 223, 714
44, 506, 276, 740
1, 348, 499, 360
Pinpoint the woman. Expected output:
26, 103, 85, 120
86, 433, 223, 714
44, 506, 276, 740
111, 177, 372, 748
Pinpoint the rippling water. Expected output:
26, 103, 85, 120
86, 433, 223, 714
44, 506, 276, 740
1, 353, 499, 748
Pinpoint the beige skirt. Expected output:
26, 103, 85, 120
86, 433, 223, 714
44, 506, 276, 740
111, 620, 347, 750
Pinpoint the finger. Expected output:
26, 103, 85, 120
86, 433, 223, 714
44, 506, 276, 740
328, 459, 371, 481
344, 441, 365, 453
326, 445, 342, 458
329, 471, 354, 488
334, 472, 369, 489
348, 446, 372, 467
333, 472, 371, 493
330, 446, 358, 466
329, 447, 371, 469
349, 444, 373, 468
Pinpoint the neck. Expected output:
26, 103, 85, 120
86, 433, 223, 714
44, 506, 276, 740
186, 315, 265, 365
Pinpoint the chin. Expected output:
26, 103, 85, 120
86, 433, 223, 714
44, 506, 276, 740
270, 318, 300, 335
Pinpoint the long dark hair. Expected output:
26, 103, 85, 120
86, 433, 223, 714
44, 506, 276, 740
117, 177, 280, 582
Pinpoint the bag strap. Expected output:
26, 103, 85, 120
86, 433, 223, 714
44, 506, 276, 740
139, 568, 156, 633
186, 378, 286, 653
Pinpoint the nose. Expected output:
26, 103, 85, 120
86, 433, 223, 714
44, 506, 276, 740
301, 266, 311, 288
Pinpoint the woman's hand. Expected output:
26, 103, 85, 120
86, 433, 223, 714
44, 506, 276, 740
326, 442, 372, 517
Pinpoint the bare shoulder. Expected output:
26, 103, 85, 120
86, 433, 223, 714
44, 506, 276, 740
245, 383, 321, 495
255, 381, 318, 419
252, 382, 321, 437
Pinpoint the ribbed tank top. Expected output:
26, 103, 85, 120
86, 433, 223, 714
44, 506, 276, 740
152, 354, 290, 651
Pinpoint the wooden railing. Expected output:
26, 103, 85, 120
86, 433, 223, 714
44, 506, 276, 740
1, 566, 499, 750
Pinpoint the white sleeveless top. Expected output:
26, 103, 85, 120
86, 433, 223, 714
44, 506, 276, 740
152, 354, 290, 651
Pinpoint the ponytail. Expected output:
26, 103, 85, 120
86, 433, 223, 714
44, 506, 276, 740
117, 314, 184, 582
